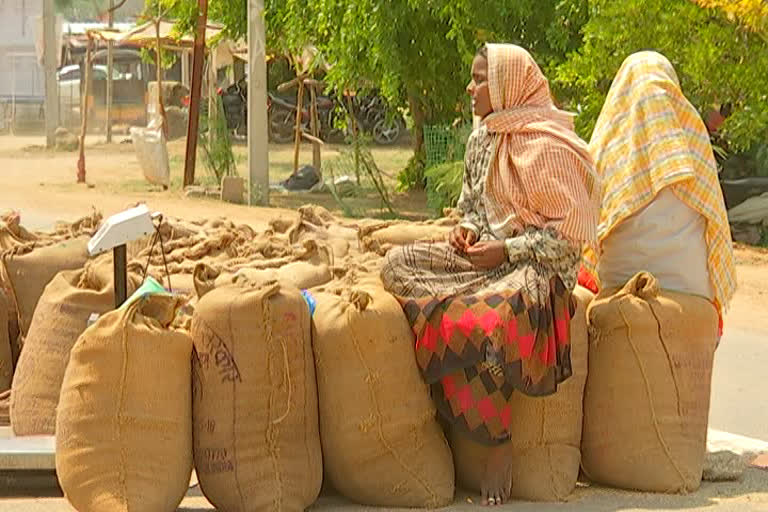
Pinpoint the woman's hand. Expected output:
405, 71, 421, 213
466, 241, 507, 269
449, 225, 478, 252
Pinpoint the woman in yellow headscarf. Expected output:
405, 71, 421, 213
579, 51, 736, 337
381, 44, 598, 505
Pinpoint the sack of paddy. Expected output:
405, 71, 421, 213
56, 294, 193, 512
191, 280, 322, 512
0, 286, 12, 391
0, 284, 21, 374
10, 262, 140, 435
1, 236, 91, 336
582, 272, 717, 493
312, 285, 455, 508
359, 221, 453, 256
449, 286, 593, 502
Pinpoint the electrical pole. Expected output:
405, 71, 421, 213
106, 0, 114, 143
43, 0, 59, 148
248, 0, 269, 205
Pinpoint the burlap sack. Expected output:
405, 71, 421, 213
191, 281, 322, 512
359, 223, 453, 256
0, 287, 12, 391
0, 389, 9, 426
11, 263, 139, 435
312, 286, 455, 508
449, 286, 593, 501
582, 272, 717, 493
56, 294, 193, 512
1, 236, 90, 336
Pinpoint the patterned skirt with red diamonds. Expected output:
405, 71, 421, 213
381, 242, 576, 445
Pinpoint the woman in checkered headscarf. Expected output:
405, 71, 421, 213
578, 51, 736, 339
381, 44, 598, 505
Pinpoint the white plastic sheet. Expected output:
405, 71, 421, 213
130, 115, 170, 188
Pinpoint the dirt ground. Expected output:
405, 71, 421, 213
1, 134, 767, 510
1, 133, 764, 331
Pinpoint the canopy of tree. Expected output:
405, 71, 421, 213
156, 0, 768, 177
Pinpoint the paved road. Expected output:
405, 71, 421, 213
710, 326, 768, 442
2, 207, 767, 511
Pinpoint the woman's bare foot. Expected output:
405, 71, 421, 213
481, 444, 514, 506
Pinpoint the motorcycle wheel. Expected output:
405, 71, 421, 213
372, 116, 405, 145
269, 106, 297, 144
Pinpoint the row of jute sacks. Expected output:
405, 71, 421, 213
1, 208, 718, 510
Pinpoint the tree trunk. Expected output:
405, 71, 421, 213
407, 92, 427, 156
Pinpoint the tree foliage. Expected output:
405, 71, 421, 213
554, 0, 768, 151
694, 0, 768, 35
157, 0, 768, 165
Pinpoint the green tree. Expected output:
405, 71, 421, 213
272, 0, 588, 187
157, 0, 588, 186
555, 0, 768, 151
694, 0, 768, 36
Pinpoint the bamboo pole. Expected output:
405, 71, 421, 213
76, 37, 92, 183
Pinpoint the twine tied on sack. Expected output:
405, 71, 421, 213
611, 271, 689, 492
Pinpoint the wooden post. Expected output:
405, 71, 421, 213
43, 0, 59, 148
208, 49, 216, 145
183, 0, 209, 187
347, 95, 361, 185
181, 50, 190, 88
292, 79, 305, 174
105, 0, 114, 143
76, 38, 92, 183
309, 81, 321, 175
247, 0, 269, 205
154, 18, 167, 139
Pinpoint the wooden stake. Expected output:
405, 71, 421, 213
292, 79, 305, 174
183, 0, 209, 187
309, 82, 321, 175
347, 95, 361, 185
76, 37, 92, 183
155, 18, 167, 139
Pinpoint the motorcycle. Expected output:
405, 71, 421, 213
202, 78, 406, 145
220, 78, 247, 139
267, 90, 341, 144
347, 94, 406, 146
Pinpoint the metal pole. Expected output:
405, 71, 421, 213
113, 244, 127, 308
105, 0, 114, 143
248, 0, 269, 205
43, 0, 59, 148
183, 0, 208, 188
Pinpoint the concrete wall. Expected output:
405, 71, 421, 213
0, 0, 45, 100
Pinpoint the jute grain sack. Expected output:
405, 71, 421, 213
2, 236, 90, 336
192, 281, 322, 512
582, 272, 717, 493
0, 287, 12, 391
0, 389, 9, 426
11, 263, 139, 435
56, 294, 192, 512
359, 223, 453, 256
312, 286, 455, 508
449, 286, 593, 502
